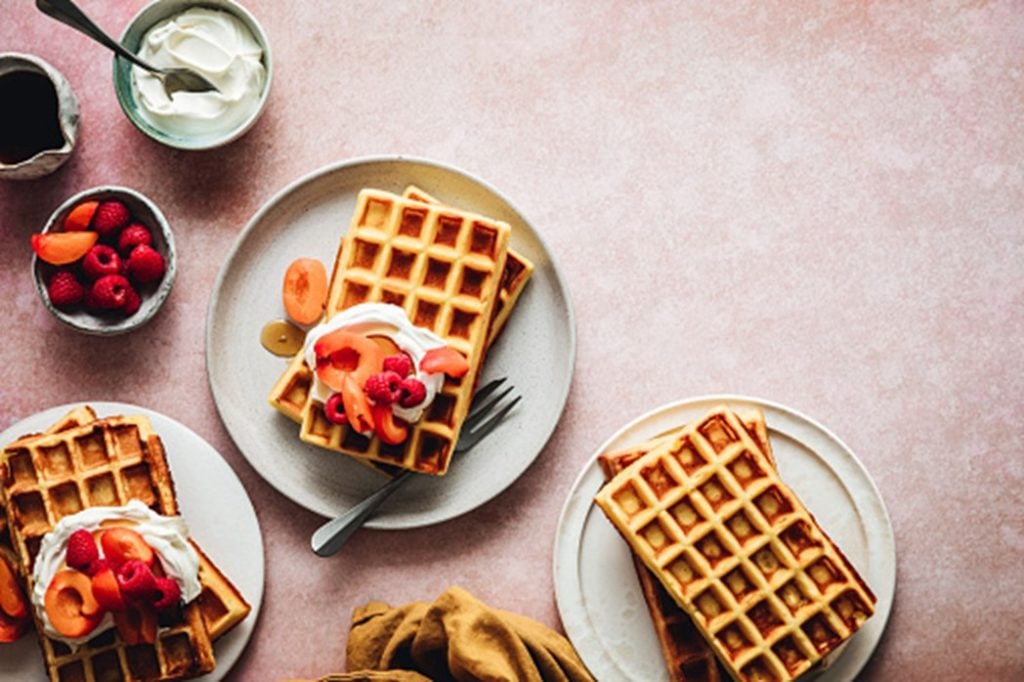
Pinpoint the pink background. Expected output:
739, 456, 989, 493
2, 2, 1023, 680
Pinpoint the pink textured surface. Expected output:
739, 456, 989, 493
1, 2, 1022, 680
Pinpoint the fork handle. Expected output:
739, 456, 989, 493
310, 471, 413, 557
35, 0, 159, 73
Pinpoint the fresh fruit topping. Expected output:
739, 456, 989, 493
152, 577, 181, 611
324, 393, 349, 425
90, 568, 127, 612
371, 404, 409, 445
0, 550, 28, 621
314, 329, 384, 394
65, 529, 99, 571
82, 244, 122, 281
91, 275, 132, 310
0, 607, 30, 643
44, 570, 104, 638
121, 285, 142, 316
420, 347, 470, 378
86, 557, 115, 577
282, 258, 327, 325
117, 222, 152, 255
364, 371, 403, 405
116, 560, 157, 601
126, 244, 165, 284
47, 270, 84, 309
341, 373, 374, 433
92, 200, 130, 237
398, 377, 427, 408
31, 231, 99, 266
371, 335, 402, 356
100, 528, 154, 568
63, 201, 99, 232
113, 602, 157, 645
382, 353, 413, 377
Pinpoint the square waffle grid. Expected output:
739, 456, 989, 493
595, 406, 876, 682
0, 416, 216, 681
598, 410, 774, 682
296, 189, 510, 475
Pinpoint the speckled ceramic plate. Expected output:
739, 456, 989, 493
207, 156, 575, 528
0, 402, 264, 682
553, 396, 895, 682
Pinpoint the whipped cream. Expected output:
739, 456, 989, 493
303, 302, 447, 426
132, 7, 266, 138
32, 500, 201, 648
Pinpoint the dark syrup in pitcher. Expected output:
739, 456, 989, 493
0, 70, 65, 165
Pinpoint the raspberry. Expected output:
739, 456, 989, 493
86, 557, 115, 577
91, 275, 132, 310
382, 353, 413, 377
92, 200, 130, 238
47, 269, 84, 309
122, 285, 142, 316
116, 560, 158, 601
118, 223, 152, 256
398, 377, 427, 408
65, 529, 98, 571
364, 371, 403, 405
81, 245, 122, 281
152, 577, 181, 611
82, 285, 103, 312
127, 244, 165, 284
324, 393, 348, 425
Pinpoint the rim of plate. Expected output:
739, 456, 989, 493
206, 154, 577, 528
553, 394, 896, 682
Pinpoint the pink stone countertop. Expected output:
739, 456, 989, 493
2, 2, 1022, 680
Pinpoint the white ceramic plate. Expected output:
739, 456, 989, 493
207, 156, 575, 528
0, 402, 264, 682
554, 396, 895, 682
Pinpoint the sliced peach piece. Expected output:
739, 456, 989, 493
44, 570, 105, 638
113, 602, 157, 645
371, 404, 409, 445
31, 231, 99, 266
0, 608, 30, 642
100, 528, 154, 568
63, 201, 99, 231
314, 329, 384, 393
0, 551, 28, 620
90, 568, 127, 612
341, 373, 374, 433
371, 334, 402, 357
283, 258, 328, 325
420, 347, 470, 378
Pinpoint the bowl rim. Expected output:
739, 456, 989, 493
113, 0, 273, 151
33, 185, 177, 336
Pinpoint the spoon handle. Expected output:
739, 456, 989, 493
310, 472, 413, 557
35, 0, 158, 74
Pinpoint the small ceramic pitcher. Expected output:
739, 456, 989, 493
0, 53, 79, 181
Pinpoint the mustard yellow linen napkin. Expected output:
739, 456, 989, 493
300, 585, 594, 682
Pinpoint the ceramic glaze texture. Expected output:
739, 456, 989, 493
0, 2, 1022, 681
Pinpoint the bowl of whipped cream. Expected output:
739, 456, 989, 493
114, 0, 272, 150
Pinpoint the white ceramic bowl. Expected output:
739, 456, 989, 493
33, 186, 177, 335
113, 0, 272, 150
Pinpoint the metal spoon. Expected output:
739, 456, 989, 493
36, 0, 219, 96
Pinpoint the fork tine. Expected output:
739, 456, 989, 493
463, 385, 515, 431
458, 395, 521, 453
468, 377, 506, 413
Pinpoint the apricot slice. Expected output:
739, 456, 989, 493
100, 528, 154, 568
64, 201, 99, 231
420, 347, 470, 378
0, 608, 30, 643
91, 568, 127, 612
0, 551, 28, 620
44, 570, 104, 638
113, 602, 157, 645
283, 258, 328, 325
314, 329, 384, 393
371, 335, 402, 357
371, 404, 409, 445
341, 374, 374, 433
31, 231, 99, 266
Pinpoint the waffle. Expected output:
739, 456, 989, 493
594, 406, 876, 682
598, 410, 775, 682
272, 189, 510, 475
0, 415, 216, 681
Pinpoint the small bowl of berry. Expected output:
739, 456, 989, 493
31, 186, 176, 335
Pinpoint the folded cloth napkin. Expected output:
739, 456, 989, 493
308, 585, 594, 682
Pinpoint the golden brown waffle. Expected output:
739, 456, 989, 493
277, 189, 510, 475
598, 410, 774, 682
191, 541, 250, 641
595, 406, 876, 682
0, 415, 216, 681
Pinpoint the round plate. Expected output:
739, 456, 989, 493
0, 402, 264, 682
553, 396, 895, 682
207, 156, 575, 528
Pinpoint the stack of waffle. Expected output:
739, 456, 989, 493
594, 405, 875, 682
269, 186, 533, 475
0, 407, 250, 682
